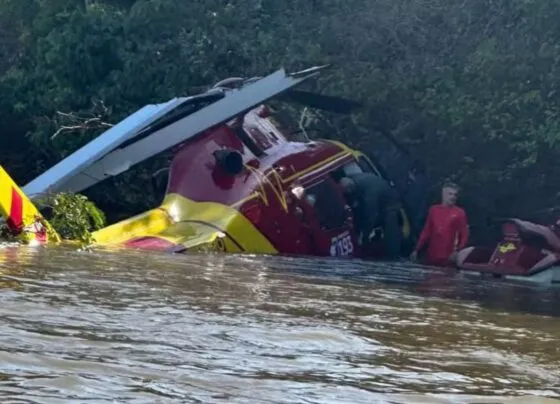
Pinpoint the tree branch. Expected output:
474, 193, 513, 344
51, 100, 114, 140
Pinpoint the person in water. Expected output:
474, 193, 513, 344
410, 182, 469, 266
339, 173, 402, 259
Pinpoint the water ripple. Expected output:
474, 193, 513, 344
0, 246, 558, 402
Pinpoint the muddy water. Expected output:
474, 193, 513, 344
0, 244, 559, 403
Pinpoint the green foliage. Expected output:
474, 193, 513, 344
0, 220, 17, 242
36, 192, 107, 246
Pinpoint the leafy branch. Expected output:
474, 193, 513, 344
35, 192, 107, 246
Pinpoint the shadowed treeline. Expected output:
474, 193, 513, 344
0, 0, 559, 243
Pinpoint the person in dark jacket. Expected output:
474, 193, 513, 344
339, 172, 403, 259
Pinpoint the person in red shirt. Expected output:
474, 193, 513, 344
410, 182, 469, 266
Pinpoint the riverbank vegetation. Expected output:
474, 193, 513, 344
0, 0, 559, 243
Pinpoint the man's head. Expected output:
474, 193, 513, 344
339, 177, 357, 196
441, 181, 460, 206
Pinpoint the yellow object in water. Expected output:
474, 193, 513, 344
0, 166, 60, 244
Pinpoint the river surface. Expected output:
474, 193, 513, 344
0, 244, 559, 403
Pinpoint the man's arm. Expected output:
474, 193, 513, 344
414, 206, 433, 252
456, 209, 469, 250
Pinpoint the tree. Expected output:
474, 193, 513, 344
0, 0, 558, 240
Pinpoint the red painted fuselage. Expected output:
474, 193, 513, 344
131, 104, 411, 258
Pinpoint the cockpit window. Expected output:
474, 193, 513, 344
330, 155, 382, 185
357, 155, 379, 175
342, 162, 362, 175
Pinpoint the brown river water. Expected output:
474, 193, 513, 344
0, 243, 559, 403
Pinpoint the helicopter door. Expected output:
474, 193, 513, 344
301, 178, 358, 258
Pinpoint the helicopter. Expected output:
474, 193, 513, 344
0, 65, 430, 259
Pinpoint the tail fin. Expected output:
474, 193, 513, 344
0, 166, 60, 244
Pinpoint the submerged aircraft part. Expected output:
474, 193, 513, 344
0, 166, 60, 244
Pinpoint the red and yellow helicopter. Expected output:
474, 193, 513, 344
0, 65, 430, 259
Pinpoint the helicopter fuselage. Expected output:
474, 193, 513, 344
91, 105, 412, 259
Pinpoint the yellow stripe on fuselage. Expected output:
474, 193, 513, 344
0, 167, 14, 223
160, 193, 277, 253
91, 193, 277, 254
90, 206, 174, 246
232, 149, 352, 208
283, 149, 350, 183
0, 166, 60, 244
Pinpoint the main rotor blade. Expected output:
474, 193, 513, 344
280, 90, 362, 114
